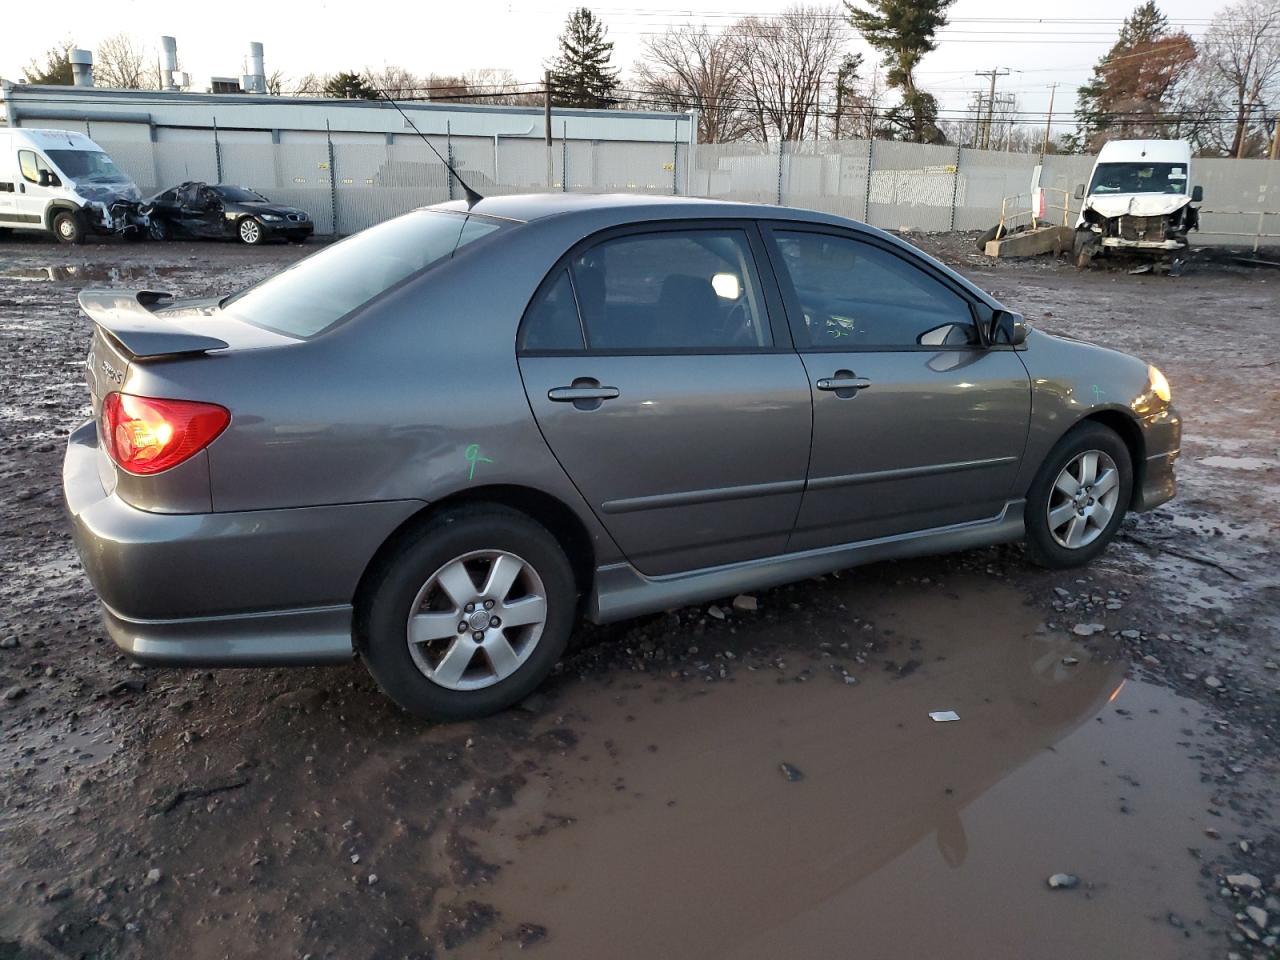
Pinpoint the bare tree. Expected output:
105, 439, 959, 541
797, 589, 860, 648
464, 68, 542, 106
635, 24, 753, 143
95, 33, 156, 89
731, 6, 846, 141
265, 70, 286, 96
366, 64, 421, 98
291, 73, 329, 97
1199, 0, 1280, 157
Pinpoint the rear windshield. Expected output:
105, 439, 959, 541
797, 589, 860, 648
222, 210, 505, 337
1088, 162, 1188, 196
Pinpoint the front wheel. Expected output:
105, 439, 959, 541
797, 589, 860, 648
52, 210, 85, 245
237, 217, 264, 245
358, 506, 577, 720
1024, 422, 1133, 569
148, 218, 168, 241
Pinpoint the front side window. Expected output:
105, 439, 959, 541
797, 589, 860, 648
1088, 162, 1188, 196
570, 229, 771, 351
18, 150, 54, 185
222, 210, 505, 338
773, 231, 977, 349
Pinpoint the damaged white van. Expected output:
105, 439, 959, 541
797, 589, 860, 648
0, 128, 148, 243
1073, 139, 1203, 268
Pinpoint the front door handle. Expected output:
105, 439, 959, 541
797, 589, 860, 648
548, 378, 619, 411
816, 370, 872, 398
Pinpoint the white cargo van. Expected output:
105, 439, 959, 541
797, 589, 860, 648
1072, 139, 1203, 268
0, 127, 148, 243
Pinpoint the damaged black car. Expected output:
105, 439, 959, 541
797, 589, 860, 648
145, 182, 314, 245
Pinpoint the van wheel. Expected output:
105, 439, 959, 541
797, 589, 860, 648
52, 210, 85, 245
237, 218, 264, 245
357, 506, 576, 721
1024, 422, 1133, 569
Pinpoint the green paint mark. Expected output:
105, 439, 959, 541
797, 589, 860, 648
465, 444, 493, 481
1091, 385, 1105, 403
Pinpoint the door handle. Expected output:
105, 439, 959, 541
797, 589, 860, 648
816, 372, 872, 393
548, 386, 620, 402
548, 378, 619, 411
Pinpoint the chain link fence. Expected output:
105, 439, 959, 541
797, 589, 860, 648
93, 132, 1279, 248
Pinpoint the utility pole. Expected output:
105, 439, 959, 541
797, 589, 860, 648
1043, 82, 1057, 155
974, 67, 1009, 150
833, 79, 843, 141
1271, 116, 1279, 161
544, 70, 553, 190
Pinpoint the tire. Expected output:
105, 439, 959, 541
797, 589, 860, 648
977, 225, 1004, 252
148, 218, 168, 241
52, 210, 85, 245
357, 505, 577, 721
237, 217, 264, 245
1072, 228, 1096, 270
1024, 422, 1133, 569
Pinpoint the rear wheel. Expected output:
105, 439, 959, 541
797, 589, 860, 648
237, 217, 264, 245
1024, 422, 1133, 569
358, 506, 576, 720
52, 210, 85, 245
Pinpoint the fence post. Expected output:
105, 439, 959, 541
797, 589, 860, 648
672, 119, 680, 195
949, 143, 962, 232
213, 115, 223, 183
863, 138, 873, 222
446, 120, 455, 202
776, 140, 785, 206
563, 120, 569, 192
325, 120, 338, 236
686, 110, 697, 197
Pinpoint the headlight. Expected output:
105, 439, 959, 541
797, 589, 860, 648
261, 214, 282, 222
1148, 365, 1171, 403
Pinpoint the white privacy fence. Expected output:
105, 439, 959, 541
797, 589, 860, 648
94, 133, 1279, 247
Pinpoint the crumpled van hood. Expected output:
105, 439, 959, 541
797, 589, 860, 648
1083, 193, 1189, 218
76, 181, 142, 204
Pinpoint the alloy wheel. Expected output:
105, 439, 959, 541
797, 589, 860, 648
1047, 449, 1120, 549
239, 219, 261, 243
405, 550, 548, 691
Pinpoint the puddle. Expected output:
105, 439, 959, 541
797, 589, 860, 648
1, 264, 187, 283
1195, 455, 1275, 472
461, 578, 1238, 959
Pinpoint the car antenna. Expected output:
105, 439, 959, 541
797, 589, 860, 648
376, 87, 483, 209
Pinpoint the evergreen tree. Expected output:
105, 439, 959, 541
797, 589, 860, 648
325, 71, 380, 100
1072, 2, 1196, 151
22, 42, 75, 85
547, 8, 620, 109
846, 0, 956, 143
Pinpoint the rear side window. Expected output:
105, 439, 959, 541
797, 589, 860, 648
773, 231, 977, 349
222, 210, 505, 338
520, 269, 585, 351
570, 230, 771, 351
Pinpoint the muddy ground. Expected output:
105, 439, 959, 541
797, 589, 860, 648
0, 231, 1277, 960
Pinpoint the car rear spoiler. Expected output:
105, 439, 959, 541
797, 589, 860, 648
78, 289, 230, 360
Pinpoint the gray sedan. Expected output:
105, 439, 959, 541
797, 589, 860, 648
63, 194, 1180, 719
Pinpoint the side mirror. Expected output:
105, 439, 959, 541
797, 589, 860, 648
1191, 185, 1203, 203
1074, 183, 1085, 200
37, 170, 52, 188
991, 309, 1027, 347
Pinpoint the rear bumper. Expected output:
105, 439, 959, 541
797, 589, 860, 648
63, 420, 422, 665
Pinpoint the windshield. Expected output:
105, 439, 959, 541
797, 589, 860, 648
1088, 162, 1188, 196
222, 210, 506, 338
46, 150, 128, 183
214, 185, 268, 203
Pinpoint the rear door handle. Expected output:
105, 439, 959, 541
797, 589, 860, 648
816, 376, 872, 391
548, 378, 619, 411
548, 386, 620, 402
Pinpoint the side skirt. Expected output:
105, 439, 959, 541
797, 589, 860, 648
588, 500, 1026, 624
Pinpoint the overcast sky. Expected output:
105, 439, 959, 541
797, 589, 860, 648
2, 0, 1234, 128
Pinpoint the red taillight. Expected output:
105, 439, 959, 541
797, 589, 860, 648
101, 393, 230, 476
